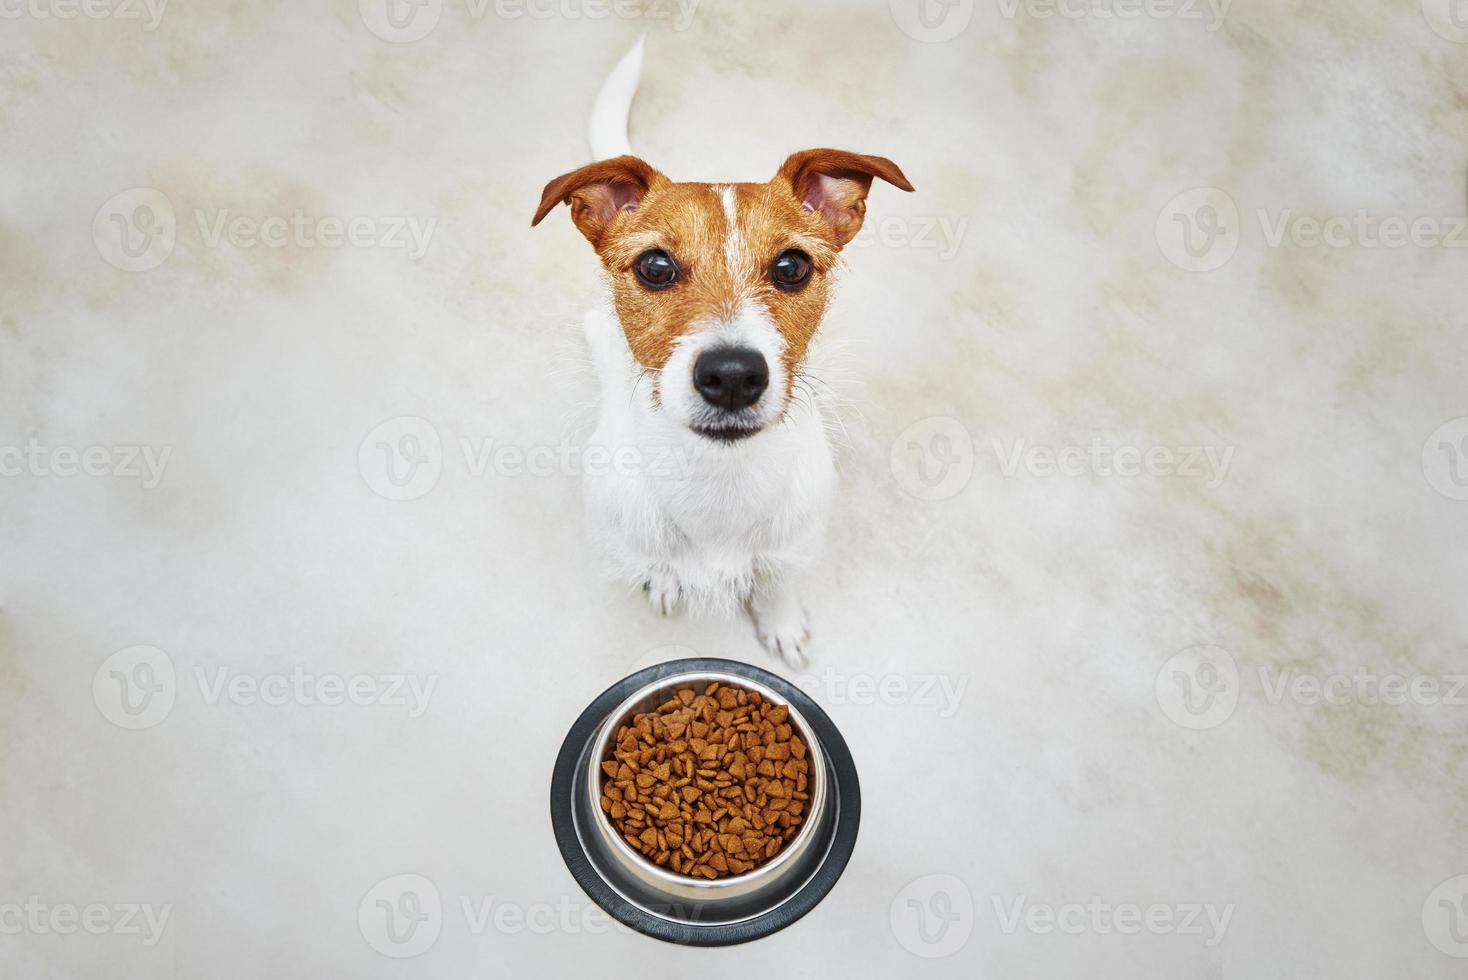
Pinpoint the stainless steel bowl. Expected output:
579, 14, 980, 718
572, 668, 833, 926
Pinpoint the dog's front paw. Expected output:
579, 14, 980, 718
749, 590, 811, 669
642, 570, 682, 617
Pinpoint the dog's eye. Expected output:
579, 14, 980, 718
634, 249, 679, 290
770, 249, 812, 291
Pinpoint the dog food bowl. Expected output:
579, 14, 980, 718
550, 658, 860, 945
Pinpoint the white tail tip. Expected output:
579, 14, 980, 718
588, 34, 644, 161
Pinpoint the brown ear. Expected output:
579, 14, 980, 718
532, 156, 666, 247
776, 149, 914, 247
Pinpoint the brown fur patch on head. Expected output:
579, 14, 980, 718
594, 182, 740, 371
535, 150, 914, 400
725, 181, 841, 391
593, 180, 842, 385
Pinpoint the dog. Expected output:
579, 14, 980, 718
532, 39, 912, 667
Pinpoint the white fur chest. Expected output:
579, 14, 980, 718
581, 308, 836, 611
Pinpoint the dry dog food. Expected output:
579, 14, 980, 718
599, 682, 810, 879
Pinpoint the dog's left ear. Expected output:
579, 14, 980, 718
532, 155, 667, 248
776, 149, 914, 247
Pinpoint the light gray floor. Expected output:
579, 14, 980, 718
3, 1, 1467, 976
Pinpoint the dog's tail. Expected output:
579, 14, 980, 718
587, 34, 644, 160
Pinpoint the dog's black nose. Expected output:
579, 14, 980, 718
693, 348, 768, 410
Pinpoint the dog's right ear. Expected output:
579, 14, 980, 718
532, 156, 666, 247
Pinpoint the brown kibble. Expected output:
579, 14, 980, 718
600, 681, 811, 880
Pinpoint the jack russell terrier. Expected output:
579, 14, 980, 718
532, 39, 912, 668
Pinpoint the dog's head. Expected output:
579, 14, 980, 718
533, 150, 913, 442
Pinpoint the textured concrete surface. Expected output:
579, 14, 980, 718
2, 0, 1467, 976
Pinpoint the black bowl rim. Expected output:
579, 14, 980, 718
549, 657, 861, 946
